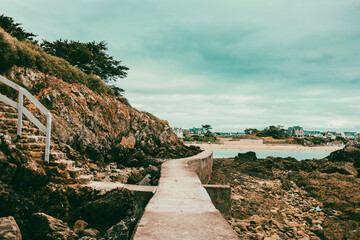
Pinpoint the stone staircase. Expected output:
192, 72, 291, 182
0, 101, 93, 184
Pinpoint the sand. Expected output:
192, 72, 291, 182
185, 138, 344, 152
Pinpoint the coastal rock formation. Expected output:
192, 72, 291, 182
30, 213, 78, 240
4, 66, 200, 166
211, 137, 360, 239
0, 216, 22, 240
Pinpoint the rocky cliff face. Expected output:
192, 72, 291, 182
4, 66, 199, 167
0, 62, 200, 240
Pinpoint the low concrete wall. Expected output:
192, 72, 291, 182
187, 150, 213, 184
203, 184, 231, 218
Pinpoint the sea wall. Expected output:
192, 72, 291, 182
204, 184, 231, 218
186, 150, 214, 184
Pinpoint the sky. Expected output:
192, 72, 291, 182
2, 0, 360, 132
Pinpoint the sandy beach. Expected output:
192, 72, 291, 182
185, 138, 344, 151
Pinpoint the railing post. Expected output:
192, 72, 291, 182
44, 113, 51, 164
17, 88, 24, 137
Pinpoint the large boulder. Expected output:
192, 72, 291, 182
234, 151, 257, 162
73, 219, 88, 235
0, 216, 22, 240
80, 188, 134, 227
29, 213, 77, 240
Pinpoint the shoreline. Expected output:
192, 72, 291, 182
185, 139, 343, 152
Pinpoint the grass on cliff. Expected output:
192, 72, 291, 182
0, 27, 113, 95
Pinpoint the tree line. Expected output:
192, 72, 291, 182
245, 125, 289, 139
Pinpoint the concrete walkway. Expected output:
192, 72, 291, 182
133, 150, 238, 240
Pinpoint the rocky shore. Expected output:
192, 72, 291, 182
210, 136, 360, 240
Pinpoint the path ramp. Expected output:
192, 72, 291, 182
133, 150, 238, 240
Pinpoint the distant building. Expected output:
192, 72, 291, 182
182, 127, 206, 137
304, 130, 322, 137
326, 131, 337, 140
214, 132, 244, 137
344, 132, 358, 139
172, 127, 184, 138
192, 128, 205, 136
183, 129, 191, 137
288, 126, 304, 138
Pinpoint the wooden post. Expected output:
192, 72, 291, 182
44, 113, 52, 164
17, 88, 24, 137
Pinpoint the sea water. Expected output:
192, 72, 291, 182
211, 149, 333, 160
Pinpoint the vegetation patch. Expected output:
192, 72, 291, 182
183, 134, 217, 143
0, 28, 112, 95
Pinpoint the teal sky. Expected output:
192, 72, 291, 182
2, 0, 360, 132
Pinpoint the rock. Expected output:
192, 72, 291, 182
29, 213, 77, 240
80, 188, 134, 227
120, 134, 136, 149
126, 170, 143, 184
73, 220, 88, 235
88, 163, 99, 171
249, 215, 265, 225
68, 168, 81, 178
19, 158, 49, 188
79, 237, 96, 240
0, 216, 22, 240
235, 151, 257, 162
140, 165, 159, 176
138, 174, 151, 186
254, 233, 265, 240
232, 220, 249, 231
78, 174, 94, 184
82, 228, 100, 238
265, 233, 280, 240
104, 217, 137, 240
109, 162, 117, 170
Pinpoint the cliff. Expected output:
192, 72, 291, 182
0, 27, 200, 167
0, 27, 200, 239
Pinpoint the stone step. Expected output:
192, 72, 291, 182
16, 144, 44, 151
49, 151, 67, 160
68, 167, 86, 179
4, 127, 40, 136
28, 151, 44, 159
0, 112, 18, 118
56, 160, 75, 170
0, 118, 17, 127
78, 174, 94, 184
19, 135, 46, 143
0, 105, 17, 113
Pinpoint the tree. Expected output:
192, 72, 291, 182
244, 128, 259, 135
110, 85, 125, 96
202, 124, 213, 136
255, 125, 289, 139
0, 14, 37, 42
41, 39, 129, 83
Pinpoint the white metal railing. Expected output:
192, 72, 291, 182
0, 75, 51, 163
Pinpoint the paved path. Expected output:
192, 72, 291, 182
133, 150, 238, 240
87, 181, 156, 193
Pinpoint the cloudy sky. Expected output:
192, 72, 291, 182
2, 0, 360, 132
